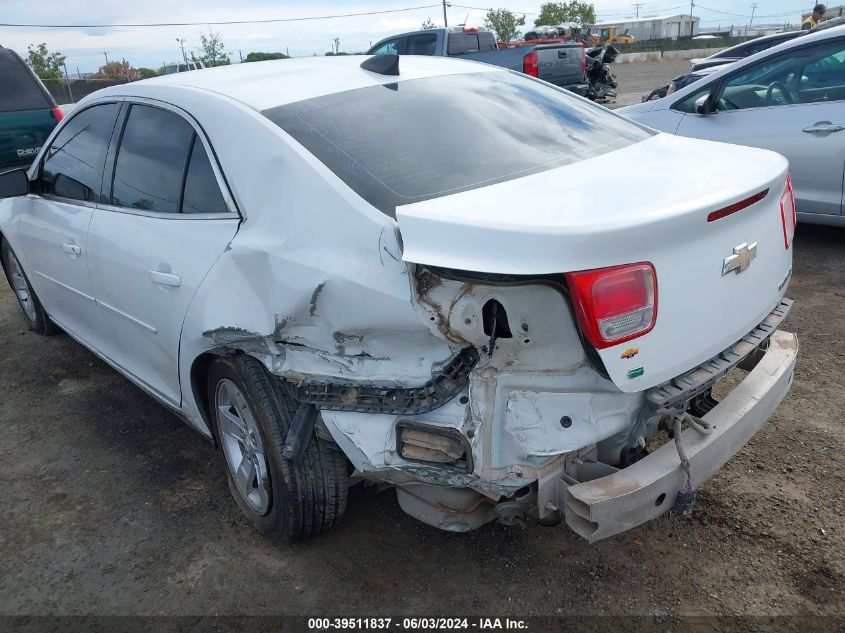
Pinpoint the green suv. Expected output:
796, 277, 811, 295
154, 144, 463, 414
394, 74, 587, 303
0, 46, 62, 171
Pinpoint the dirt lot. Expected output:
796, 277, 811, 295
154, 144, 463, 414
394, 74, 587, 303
613, 59, 691, 107
1, 63, 843, 621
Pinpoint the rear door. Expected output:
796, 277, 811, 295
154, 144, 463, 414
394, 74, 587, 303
0, 50, 59, 170
675, 37, 845, 218
536, 45, 584, 86
86, 101, 239, 406
16, 102, 122, 348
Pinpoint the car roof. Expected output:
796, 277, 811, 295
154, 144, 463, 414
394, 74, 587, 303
94, 55, 500, 112
710, 30, 802, 58
667, 24, 845, 101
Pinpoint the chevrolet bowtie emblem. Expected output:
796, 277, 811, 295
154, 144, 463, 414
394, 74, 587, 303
722, 241, 758, 276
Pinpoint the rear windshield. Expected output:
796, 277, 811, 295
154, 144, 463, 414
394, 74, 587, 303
262, 72, 652, 216
0, 50, 51, 112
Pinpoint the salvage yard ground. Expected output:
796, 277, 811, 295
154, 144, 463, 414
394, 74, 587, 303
0, 61, 843, 619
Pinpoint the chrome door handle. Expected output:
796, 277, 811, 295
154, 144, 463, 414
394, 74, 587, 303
802, 122, 845, 134
149, 270, 181, 287
62, 242, 81, 255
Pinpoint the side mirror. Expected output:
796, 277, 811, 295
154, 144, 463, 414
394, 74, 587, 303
0, 167, 30, 199
695, 95, 712, 116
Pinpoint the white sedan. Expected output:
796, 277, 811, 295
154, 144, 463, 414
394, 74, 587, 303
621, 25, 845, 228
0, 54, 797, 543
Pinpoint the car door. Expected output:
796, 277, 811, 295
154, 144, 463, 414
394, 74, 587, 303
15, 101, 122, 347
86, 100, 239, 406
674, 38, 845, 217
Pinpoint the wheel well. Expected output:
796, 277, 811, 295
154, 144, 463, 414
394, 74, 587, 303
191, 351, 223, 445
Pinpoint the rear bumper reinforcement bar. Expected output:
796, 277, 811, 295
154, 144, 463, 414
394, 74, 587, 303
562, 329, 798, 543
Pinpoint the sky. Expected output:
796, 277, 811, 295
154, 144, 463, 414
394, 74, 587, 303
0, 0, 825, 73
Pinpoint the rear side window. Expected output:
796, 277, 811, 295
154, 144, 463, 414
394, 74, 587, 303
447, 33, 481, 55
112, 105, 194, 213
0, 50, 51, 112
41, 103, 120, 202
407, 34, 437, 55
182, 136, 228, 214
263, 72, 652, 216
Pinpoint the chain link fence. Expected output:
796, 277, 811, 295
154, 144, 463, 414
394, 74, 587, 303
41, 78, 130, 105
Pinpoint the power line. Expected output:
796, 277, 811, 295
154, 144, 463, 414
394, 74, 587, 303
0, 4, 441, 28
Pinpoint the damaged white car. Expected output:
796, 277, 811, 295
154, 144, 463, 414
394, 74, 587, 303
0, 54, 798, 543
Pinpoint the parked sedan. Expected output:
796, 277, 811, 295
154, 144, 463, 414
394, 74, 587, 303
689, 30, 804, 71
621, 25, 845, 227
0, 55, 797, 543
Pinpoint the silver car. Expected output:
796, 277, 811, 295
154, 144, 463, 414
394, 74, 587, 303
620, 25, 845, 227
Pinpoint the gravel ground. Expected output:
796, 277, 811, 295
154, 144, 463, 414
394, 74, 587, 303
1, 62, 843, 620
611, 59, 692, 108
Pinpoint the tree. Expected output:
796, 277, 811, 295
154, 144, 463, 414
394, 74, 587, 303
484, 8, 526, 42
535, 1, 596, 26
421, 17, 436, 29
26, 43, 65, 80
244, 52, 290, 62
92, 60, 140, 81
137, 67, 159, 79
199, 30, 230, 67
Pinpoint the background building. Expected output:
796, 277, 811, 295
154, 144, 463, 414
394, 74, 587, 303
593, 14, 700, 41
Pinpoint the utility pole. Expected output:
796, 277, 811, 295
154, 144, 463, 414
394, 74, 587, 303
176, 38, 187, 64
442, 0, 449, 27
750, 3, 758, 29
689, 0, 695, 37
634, 3, 643, 18
102, 51, 109, 64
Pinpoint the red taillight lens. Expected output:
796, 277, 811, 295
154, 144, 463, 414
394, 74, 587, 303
523, 51, 539, 77
780, 173, 796, 249
565, 263, 658, 349
50, 106, 63, 122
581, 47, 586, 77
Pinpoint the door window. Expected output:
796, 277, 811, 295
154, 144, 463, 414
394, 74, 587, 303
41, 102, 120, 202
407, 34, 437, 55
111, 104, 194, 213
181, 137, 228, 214
371, 39, 402, 55
714, 39, 845, 111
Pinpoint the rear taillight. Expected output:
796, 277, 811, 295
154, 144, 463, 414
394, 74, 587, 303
50, 106, 63, 122
523, 51, 539, 77
581, 47, 586, 76
565, 263, 657, 350
780, 173, 796, 249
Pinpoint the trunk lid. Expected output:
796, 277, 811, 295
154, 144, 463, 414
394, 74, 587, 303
396, 133, 792, 392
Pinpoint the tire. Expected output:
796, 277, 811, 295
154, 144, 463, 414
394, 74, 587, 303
208, 354, 348, 543
1, 239, 57, 335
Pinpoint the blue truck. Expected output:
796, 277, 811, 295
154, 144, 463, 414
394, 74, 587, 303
366, 26, 588, 95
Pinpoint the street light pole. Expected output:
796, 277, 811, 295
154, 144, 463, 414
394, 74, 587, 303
176, 38, 188, 64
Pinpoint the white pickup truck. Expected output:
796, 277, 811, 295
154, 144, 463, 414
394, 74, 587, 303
0, 55, 798, 543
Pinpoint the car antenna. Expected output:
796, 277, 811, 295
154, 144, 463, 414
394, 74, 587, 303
360, 54, 399, 76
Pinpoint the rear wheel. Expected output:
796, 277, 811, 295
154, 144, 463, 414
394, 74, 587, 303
1, 239, 56, 335
208, 354, 348, 543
